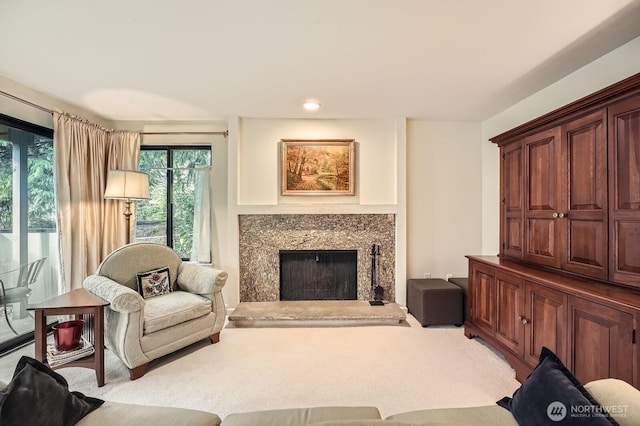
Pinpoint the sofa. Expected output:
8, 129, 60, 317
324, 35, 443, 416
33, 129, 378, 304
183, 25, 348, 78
2, 376, 638, 426
82, 242, 228, 379
220, 377, 640, 425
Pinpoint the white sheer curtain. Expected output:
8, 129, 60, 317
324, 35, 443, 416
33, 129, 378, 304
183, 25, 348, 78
54, 111, 140, 291
190, 168, 212, 263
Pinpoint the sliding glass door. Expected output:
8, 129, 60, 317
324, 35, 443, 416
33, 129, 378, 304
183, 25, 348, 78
0, 114, 59, 352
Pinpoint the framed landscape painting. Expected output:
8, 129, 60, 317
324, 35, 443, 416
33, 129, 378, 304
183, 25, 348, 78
281, 139, 355, 196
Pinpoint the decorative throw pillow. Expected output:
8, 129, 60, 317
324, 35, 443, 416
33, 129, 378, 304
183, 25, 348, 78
497, 347, 619, 425
136, 266, 172, 299
0, 356, 104, 426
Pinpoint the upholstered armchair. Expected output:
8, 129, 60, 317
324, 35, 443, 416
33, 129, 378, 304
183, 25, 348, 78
83, 242, 227, 380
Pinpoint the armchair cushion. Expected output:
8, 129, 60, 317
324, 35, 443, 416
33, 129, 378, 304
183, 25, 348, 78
144, 291, 212, 334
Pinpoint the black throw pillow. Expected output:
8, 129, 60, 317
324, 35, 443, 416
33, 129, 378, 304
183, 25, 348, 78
497, 347, 618, 425
0, 356, 104, 426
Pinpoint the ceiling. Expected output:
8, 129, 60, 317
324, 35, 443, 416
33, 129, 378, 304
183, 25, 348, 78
1, 0, 640, 122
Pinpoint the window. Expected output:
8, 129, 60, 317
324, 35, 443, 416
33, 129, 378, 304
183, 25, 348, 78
0, 114, 59, 352
136, 146, 212, 260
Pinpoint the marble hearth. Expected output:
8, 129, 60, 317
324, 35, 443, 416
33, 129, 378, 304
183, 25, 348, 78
238, 214, 396, 302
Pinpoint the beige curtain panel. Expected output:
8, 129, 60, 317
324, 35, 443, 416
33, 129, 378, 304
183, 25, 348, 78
54, 111, 140, 291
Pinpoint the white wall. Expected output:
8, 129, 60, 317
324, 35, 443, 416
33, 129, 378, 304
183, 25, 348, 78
237, 118, 398, 207
0, 74, 113, 129
480, 35, 640, 255
406, 121, 483, 280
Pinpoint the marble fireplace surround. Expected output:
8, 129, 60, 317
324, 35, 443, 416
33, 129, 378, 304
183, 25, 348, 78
238, 214, 396, 302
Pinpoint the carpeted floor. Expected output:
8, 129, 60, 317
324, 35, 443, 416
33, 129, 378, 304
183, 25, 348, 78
0, 314, 520, 420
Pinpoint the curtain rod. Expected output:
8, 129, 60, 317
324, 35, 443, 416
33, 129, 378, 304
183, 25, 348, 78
141, 131, 228, 137
0, 90, 53, 114
0, 90, 229, 137
147, 166, 211, 171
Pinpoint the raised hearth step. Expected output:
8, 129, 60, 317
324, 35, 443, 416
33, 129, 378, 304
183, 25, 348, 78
228, 300, 407, 327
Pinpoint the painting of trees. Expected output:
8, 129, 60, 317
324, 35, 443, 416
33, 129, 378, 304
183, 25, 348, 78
281, 140, 355, 195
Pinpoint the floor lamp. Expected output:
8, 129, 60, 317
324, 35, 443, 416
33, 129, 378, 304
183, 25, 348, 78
104, 170, 150, 245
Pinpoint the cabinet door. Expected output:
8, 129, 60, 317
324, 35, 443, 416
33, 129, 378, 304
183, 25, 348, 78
469, 262, 496, 333
501, 140, 524, 259
568, 296, 634, 385
609, 95, 640, 288
524, 127, 562, 268
561, 110, 608, 280
524, 281, 567, 366
495, 272, 524, 356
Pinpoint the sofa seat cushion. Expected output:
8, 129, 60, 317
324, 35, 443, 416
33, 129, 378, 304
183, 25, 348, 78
386, 405, 518, 425
77, 401, 221, 426
585, 379, 640, 426
143, 291, 212, 333
221, 406, 382, 426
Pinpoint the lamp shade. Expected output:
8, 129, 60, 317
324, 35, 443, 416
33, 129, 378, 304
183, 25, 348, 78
104, 170, 150, 200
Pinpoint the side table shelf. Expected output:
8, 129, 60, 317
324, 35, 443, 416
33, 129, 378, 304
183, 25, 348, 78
28, 288, 110, 387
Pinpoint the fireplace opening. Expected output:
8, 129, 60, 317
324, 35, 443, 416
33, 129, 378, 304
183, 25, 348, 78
280, 250, 357, 300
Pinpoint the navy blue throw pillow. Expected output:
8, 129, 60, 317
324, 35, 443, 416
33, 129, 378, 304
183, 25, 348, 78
497, 347, 618, 425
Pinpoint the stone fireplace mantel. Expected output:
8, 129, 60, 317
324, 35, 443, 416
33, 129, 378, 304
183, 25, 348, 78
238, 214, 396, 302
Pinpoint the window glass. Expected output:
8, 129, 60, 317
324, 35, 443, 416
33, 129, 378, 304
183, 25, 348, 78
136, 146, 211, 259
0, 117, 58, 351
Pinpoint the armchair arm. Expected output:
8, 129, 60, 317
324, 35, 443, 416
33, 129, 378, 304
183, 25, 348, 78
177, 264, 228, 295
83, 275, 144, 313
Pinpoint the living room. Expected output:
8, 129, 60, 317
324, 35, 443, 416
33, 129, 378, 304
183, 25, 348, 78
1, 2, 640, 425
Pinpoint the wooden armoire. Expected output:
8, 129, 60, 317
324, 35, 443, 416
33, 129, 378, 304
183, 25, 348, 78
465, 72, 640, 388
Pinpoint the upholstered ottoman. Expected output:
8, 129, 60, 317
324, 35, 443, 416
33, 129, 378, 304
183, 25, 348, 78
448, 277, 468, 321
407, 279, 463, 327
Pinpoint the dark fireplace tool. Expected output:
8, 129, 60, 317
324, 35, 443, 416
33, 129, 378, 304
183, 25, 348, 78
369, 244, 384, 306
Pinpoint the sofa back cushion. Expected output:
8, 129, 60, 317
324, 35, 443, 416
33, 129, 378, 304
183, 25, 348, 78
96, 243, 181, 292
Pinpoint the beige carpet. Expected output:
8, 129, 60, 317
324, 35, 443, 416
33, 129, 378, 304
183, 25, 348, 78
0, 314, 520, 420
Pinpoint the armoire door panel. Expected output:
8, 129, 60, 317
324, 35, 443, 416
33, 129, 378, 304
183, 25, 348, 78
565, 218, 607, 279
611, 108, 640, 211
470, 265, 495, 333
495, 273, 524, 356
566, 112, 606, 211
525, 128, 561, 268
569, 296, 634, 385
562, 110, 608, 279
526, 218, 558, 267
613, 220, 640, 277
609, 95, 640, 287
524, 282, 567, 367
505, 218, 523, 253
526, 136, 557, 212
502, 141, 524, 259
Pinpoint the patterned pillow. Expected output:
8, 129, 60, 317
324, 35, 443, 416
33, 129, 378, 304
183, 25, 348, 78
136, 267, 171, 299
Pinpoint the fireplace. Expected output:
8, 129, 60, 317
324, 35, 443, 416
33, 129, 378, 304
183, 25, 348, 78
280, 250, 357, 300
238, 214, 396, 302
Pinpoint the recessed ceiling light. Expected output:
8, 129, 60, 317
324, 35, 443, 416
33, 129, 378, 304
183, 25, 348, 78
303, 101, 321, 111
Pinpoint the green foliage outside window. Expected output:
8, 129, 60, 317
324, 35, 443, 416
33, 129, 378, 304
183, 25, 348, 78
137, 147, 211, 259
0, 134, 55, 232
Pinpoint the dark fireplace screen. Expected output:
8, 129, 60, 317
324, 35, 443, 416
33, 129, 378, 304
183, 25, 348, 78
279, 250, 357, 300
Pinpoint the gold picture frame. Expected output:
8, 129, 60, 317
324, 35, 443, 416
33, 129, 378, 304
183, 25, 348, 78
281, 139, 355, 196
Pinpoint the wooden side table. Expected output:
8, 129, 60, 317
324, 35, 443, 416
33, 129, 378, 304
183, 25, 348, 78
28, 288, 109, 387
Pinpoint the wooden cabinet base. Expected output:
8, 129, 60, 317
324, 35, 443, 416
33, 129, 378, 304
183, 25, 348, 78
466, 256, 640, 388
464, 320, 532, 383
